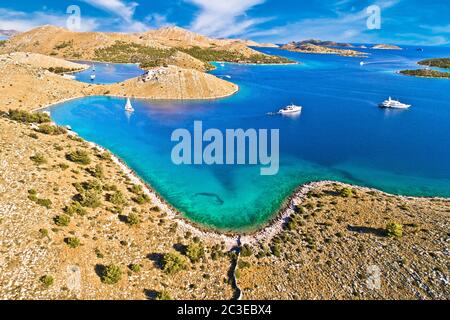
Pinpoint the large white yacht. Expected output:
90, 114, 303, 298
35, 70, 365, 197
278, 104, 302, 114
379, 97, 411, 109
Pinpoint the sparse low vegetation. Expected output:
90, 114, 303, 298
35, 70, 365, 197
54, 214, 71, 227
185, 242, 205, 263
162, 252, 188, 274
65, 237, 81, 248
100, 264, 122, 284
64, 201, 87, 216
156, 290, 172, 300
6, 109, 50, 123
36, 124, 67, 135
129, 264, 141, 273
39, 275, 54, 288
30, 153, 47, 165
339, 187, 354, 198
126, 213, 140, 226
94, 41, 176, 69
47, 67, 81, 74
385, 223, 403, 238
66, 150, 91, 165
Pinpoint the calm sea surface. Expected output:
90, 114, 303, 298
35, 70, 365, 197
48, 45, 450, 231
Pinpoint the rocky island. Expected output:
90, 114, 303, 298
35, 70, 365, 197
372, 44, 402, 50
400, 58, 450, 78
281, 41, 367, 57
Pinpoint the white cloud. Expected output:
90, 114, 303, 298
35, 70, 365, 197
81, 0, 151, 32
145, 13, 174, 29
186, 0, 269, 38
0, 8, 98, 32
81, 0, 138, 22
247, 0, 401, 44
420, 24, 450, 34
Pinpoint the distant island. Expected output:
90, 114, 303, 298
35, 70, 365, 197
372, 44, 402, 50
400, 69, 450, 78
400, 58, 450, 79
281, 42, 367, 57
291, 39, 367, 48
0, 29, 18, 37
417, 58, 450, 69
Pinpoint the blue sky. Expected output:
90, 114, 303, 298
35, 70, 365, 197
0, 0, 449, 45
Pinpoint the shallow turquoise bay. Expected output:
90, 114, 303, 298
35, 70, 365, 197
47, 46, 450, 232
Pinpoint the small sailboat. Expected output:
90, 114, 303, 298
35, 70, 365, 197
125, 98, 135, 113
90, 73, 96, 81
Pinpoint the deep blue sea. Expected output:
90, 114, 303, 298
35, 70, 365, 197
48, 45, 450, 232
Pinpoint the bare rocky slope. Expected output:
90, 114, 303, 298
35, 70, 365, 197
0, 26, 285, 71
0, 52, 238, 112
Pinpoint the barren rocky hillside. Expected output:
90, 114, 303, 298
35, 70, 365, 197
1, 26, 289, 70
0, 53, 238, 112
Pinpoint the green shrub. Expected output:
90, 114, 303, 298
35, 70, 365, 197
66, 150, 91, 165
185, 243, 205, 263
39, 275, 54, 288
76, 180, 103, 193
36, 124, 67, 135
64, 201, 87, 216
271, 244, 282, 258
39, 228, 49, 238
339, 187, 354, 198
87, 164, 104, 178
129, 264, 141, 273
54, 214, 71, 227
108, 190, 127, 206
30, 153, 47, 165
79, 189, 102, 208
7, 109, 51, 123
162, 252, 188, 274
130, 184, 143, 195
156, 290, 172, 300
98, 152, 112, 161
238, 260, 251, 269
132, 193, 151, 205
210, 244, 224, 260
101, 264, 122, 284
240, 244, 253, 257
386, 223, 403, 238
126, 213, 140, 226
36, 198, 52, 209
65, 237, 81, 248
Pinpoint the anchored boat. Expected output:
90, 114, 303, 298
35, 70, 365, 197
278, 104, 302, 114
125, 98, 135, 113
379, 97, 411, 109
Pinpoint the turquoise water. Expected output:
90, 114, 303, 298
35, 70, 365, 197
48, 46, 450, 232
72, 61, 145, 84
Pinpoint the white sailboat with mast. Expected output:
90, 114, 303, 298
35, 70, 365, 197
125, 98, 135, 113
